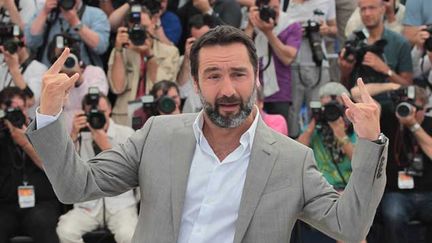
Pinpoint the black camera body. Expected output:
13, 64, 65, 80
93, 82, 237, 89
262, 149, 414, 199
141, 95, 176, 115
0, 23, 22, 54
390, 86, 417, 117
344, 30, 387, 64
424, 25, 432, 52
303, 19, 324, 67
58, 0, 76, 10
310, 100, 345, 124
128, 3, 148, 46
255, 0, 276, 23
82, 87, 106, 131
49, 34, 81, 71
0, 107, 26, 139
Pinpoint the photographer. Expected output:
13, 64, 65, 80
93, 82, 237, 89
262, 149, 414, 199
109, 0, 182, 45
0, 29, 47, 118
379, 85, 432, 243
108, 5, 179, 126
57, 91, 138, 243
149, 80, 181, 115
49, 42, 108, 132
402, 0, 432, 49
244, 0, 301, 136
25, 0, 110, 67
284, 0, 337, 138
0, 87, 60, 243
345, 0, 405, 36
339, 0, 412, 90
297, 82, 356, 190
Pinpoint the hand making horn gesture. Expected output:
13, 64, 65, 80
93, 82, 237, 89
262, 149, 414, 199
341, 78, 381, 141
39, 48, 80, 116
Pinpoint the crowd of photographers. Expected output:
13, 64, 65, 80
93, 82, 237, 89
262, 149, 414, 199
0, 0, 432, 242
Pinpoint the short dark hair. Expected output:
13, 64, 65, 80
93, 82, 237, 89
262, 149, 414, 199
150, 80, 180, 99
0, 87, 26, 107
81, 92, 112, 110
189, 25, 258, 82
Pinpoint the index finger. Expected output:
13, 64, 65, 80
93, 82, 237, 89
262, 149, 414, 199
341, 93, 356, 109
46, 48, 70, 75
357, 78, 375, 103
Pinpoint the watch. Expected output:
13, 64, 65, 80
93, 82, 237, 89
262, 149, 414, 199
372, 133, 387, 145
409, 123, 421, 133
386, 69, 394, 77
73, 22, 84, 32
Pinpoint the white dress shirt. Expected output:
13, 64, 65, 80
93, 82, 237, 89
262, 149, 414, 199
36, 108, 260, 243
177, 110, 260, 243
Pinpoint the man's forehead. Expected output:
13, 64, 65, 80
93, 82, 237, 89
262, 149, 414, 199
198, 44, 252, 68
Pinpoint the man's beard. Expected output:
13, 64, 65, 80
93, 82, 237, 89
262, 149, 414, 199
198, 87, 256, 128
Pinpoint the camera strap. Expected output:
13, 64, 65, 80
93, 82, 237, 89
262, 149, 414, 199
282, 0, 290, 12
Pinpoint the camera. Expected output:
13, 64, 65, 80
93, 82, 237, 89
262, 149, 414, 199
49, 34, 81, 71
128, 0, 161, 15
344, 29, 388, 83
424, 25, 432, 52
58, 0, 75, 10
81, 87, 106, 131
0, 23, 22, 54
310, 100, 345, 124
128, 4, 148, 46
140, 94, 176, 115
390, 86, 417, 117
255, 0, 276, 23
405, 154, 424, 177
303, 16, 324, 66
0, 107, 26, 139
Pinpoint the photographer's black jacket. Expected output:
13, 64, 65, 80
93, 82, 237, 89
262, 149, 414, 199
0, 133, 57, 205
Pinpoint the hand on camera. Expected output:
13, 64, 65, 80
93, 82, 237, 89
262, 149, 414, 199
328, 117, 347, 139
0, 46, 20, 72
362, 52, 390, 75
414, 25, 431, 48
319, 21, 330, 36
248, 6, 274, 34
338, 48, 355, 70
70, 111, 88, 141
61, 7, 80, 27
89, 126, 111, 150
184, 37, 196, 59
115, 26, 130, 49
43, 0, 57, 15
4, 120, 29, 148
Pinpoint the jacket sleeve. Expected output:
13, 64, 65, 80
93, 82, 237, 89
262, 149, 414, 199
298, 138, 387, 242
26, 114, 155, 204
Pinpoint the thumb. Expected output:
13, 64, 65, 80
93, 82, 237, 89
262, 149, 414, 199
4, 120, 13, 131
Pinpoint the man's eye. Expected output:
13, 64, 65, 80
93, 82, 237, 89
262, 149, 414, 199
208, 74, 221, 80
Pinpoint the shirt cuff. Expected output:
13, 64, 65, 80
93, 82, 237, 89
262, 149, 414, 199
35, 107, 62, 130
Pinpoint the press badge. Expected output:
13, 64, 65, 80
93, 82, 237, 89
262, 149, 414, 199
18, 184, 35, 208
398, 171, 414, 189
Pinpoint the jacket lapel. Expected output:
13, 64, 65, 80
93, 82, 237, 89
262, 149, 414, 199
233, 119, 278, 243
170, 118, 197, 241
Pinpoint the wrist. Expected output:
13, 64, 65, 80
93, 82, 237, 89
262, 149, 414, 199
337, 135, 350, 146
409, 122, 421, 133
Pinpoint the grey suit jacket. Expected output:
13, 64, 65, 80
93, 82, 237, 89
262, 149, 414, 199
26, 113, 388, 243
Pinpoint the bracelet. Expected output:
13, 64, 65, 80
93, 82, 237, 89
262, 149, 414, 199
409, 123, 421, 133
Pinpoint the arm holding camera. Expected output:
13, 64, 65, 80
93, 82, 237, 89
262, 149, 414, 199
248, 7, 299, 66
351, 82, 400, 102
397, 108, 432, 160
5, 120, 44, 169
0, 0, 24, 30
110, 26, 130, 94
176, 37, 195, 87
109, 3, 130, 30
29, 0, 57, 37
328, 117, 354, 159
297, 119, 316, 146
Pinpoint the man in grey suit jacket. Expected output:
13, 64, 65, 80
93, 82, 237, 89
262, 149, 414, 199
26, 26, 388, 243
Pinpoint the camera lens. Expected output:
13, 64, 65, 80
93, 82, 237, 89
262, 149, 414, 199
158, 96, 176, 114
396, 102, 413, 117
3, 39, 18, 54
129, 25, 147, 46
64, 56, 76, 69
59, 0, 75, 10
323, 102, 343, 122
5, 108, 26, 129
88, 111, 106, 129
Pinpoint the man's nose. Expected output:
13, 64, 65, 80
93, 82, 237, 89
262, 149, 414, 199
219, 76, 236, 97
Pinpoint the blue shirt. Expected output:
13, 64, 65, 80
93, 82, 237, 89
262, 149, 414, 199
161, 11, 182, 45
403, 0, 432, 26
24, 5, 110, 68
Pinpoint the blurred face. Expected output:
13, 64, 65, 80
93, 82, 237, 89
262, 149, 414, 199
191, 25, 210, 39
140, 11, 152, 28
320, 95, 344, 106
1, 96, 28, 118
268, 0, 280, 22
194, 43, 257, 128
359, 0, 385, 29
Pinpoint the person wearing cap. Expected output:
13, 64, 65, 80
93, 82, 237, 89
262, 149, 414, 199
297, 82, 356, 191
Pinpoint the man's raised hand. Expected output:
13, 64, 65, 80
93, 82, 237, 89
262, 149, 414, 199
40, 48, 80, 116
341, 78, 381, 141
